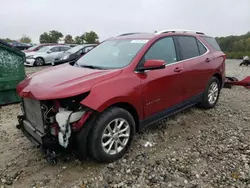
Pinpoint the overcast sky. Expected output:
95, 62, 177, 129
0, 0, 249, 43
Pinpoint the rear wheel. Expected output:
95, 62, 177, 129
34, 57, 45, 66
88, 107, 135, 163
198, 77, 220, 109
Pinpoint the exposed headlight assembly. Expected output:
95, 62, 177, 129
26, 55, 34, 59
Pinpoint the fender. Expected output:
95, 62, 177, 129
80, 73, 144, 120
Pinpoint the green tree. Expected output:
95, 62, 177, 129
64, 34, 74, 44
49, 30, 63, 43
215, 31, 250, 59
0, 38, 13, 43
245, 38, 250, 51
74, 36, 84, 44
20, 35, 32, 43
81, 31, 99, 44
39, 30, 63, 43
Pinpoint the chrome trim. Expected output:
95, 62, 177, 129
165, 42, 210, 67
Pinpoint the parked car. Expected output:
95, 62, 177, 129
10, 41, 31, 50
65, 44, 79, 48
23, 43, 59, 53
52, 44, 97, 66
16, 30, 225, 163
25, 45, 71, 66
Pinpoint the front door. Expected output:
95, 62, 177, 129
138, 37, 185, 118
45, 47, 63, 64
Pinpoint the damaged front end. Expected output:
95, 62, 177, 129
16, 93, 93, 164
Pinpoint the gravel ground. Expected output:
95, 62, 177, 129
0, 60, 250, 188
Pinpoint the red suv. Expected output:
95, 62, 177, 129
16, 30, 226, 163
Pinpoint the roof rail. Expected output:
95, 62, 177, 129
155, 29, 205, 35
117, 32, 146, 37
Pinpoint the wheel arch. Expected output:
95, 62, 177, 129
35, 56, 45, 60
107, 102, 140, 132
34, 56, 45, 65
213, 73, 222, 88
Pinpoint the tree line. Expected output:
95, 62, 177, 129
1, 31, 250, 59
215, 31, 250, 59
39, 30, 99, 44
0, 30, 99, 45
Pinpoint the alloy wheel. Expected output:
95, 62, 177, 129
36, 58, 44, 66
101, 118, 130, 155
208, 82, 219, 104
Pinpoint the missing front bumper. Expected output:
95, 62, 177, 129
17, 115, 43, 147
17, 115, 61, 150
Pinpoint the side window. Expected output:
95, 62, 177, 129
51, 47, 60, 52
201, 36, 221, 51
144, 37, 177, 64
84, 46, 94, 53
76, 49, 83, 55
176, 36, 199, 60
197, 40, 207, 55
60, 47, 70, 51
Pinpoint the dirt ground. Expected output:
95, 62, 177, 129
0, 60, 250, 188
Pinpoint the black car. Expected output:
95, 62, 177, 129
52, 44, 96, 66
10, 41, 31, 50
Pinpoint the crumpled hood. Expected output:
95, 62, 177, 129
17, 64, 122, 100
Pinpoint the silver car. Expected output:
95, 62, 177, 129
25, 45, 71, 66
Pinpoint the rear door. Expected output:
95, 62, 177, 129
138, 37, 185, 118
175, 35, 214, 100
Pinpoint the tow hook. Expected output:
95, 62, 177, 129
16, 115, 24, 129
45, 149, 57, 165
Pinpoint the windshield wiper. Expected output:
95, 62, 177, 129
81, 65, 105, 70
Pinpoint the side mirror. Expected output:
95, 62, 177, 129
138, 60, 166, 72
81, 51, 86, 55
47, 50, 52, 53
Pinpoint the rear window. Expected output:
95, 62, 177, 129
201, 36, 221, 51
176, 36, 200, 60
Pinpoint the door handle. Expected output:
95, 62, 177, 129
205, 58, 210, 63
174, 67, 183, 72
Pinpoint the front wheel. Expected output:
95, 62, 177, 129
88, 107, 135, 163
198, 77, 221, 109
34, 57, 45, 66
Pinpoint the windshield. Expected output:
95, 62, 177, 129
27, 44, 39, 50
76, 39, 148, 69
38, 46, 50, 52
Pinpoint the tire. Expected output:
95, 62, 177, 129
198, 77, 221, 109
34, 57, 45, 66
87, 107, 135, 163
